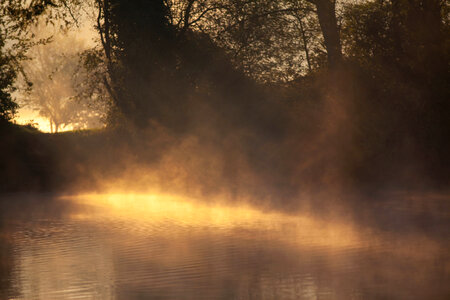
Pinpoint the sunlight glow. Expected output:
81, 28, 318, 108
14, 107, 74, 133
67, 193, 362, 249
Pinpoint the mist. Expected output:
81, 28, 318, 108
1, 0, 448, 236
0, 0, 449, 299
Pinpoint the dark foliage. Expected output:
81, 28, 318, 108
0, 34, 18, 121
339, 0, 450, 187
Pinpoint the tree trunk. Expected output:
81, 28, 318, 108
296, 15, 312, 72
309, 0, 342, 68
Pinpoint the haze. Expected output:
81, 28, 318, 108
0, 1, 448, 299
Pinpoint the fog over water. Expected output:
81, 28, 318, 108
0, 192, 449, 299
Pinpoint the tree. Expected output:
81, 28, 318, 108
391, 0, 447, 79
307, 0, 342, 68
72, 48, 112, 126
96, 0, 180, 127
0, 0, 86, 123
166, 0, 338, 81
182, 0, 320, 80
203, 0, 320, 81
20, 24, 106, 132
0, 34, 18, 121
339, 0, 450, 185
343, 0, 448, 76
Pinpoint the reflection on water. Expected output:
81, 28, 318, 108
0, 193, 449, 299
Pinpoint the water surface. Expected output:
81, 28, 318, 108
0, 193, 448, 299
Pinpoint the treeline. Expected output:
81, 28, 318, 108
0, 0, 449, 196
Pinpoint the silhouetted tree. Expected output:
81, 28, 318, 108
208, 0, 322, 81
96, 0, 181, 127
0, 34, 18, 121
340, 0, 450, 185
168, 0, 344, 79
307, 0, 341, 68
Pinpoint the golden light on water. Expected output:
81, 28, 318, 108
14, 193, 364, 299
68, 193, 362, 249
10, 193, 444, 299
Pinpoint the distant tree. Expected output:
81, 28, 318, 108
20, 26, 106, 132
0, 0, 87, 123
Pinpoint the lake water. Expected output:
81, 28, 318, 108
0, 193, 449, 299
